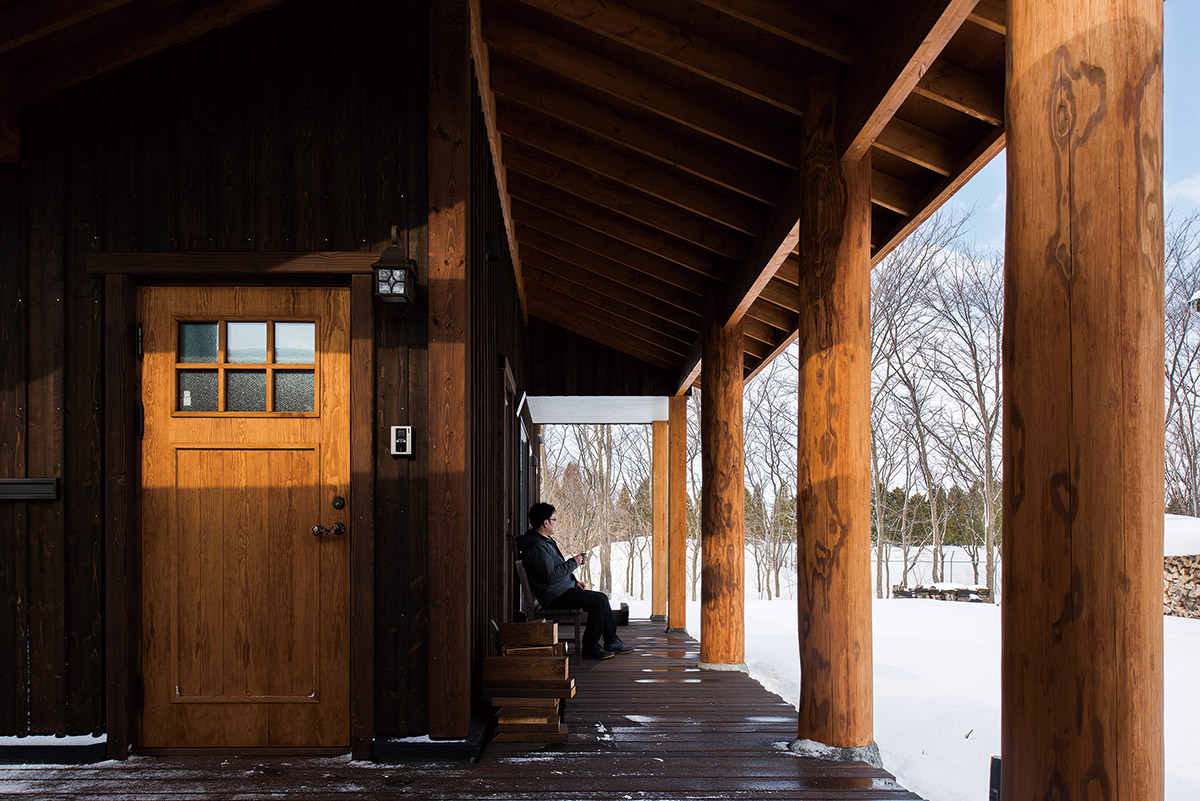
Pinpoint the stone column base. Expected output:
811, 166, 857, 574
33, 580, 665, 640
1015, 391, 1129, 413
649, 614, 666, 621
698, 661, 748, 673
787, 738, 883, 769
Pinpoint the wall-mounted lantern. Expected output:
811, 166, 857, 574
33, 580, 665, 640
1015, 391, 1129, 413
373, 226, 417, 316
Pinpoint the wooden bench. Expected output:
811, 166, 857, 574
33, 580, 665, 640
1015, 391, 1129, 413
515, 560, 582, 662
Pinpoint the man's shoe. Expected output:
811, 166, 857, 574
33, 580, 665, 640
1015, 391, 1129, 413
582, 644, 614, 660
604, 638, 634, 654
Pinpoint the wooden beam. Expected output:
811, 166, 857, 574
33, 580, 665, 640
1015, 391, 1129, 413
508, 180, 733, 280
86, 251, 378, 275
871, 170, 927, 217
427, 0, 472, 740
838, 0, 979, 161
524, 281, 691, 360
795, 77, 873, 749
0, 0, 133, 56
482, 12, 801, 167
699, 291, 744, 668
914, 59, 1004, 126
468, 0, 528, 320
968, 0, 1006, 35
489, 63, 784, 204
666, 395, 688, 630
503, 140, 752, 260
521, 259, 697, 349
515, 219, 710, 299
675, 338, 702, 394
520, 248, 702, 332
651, 420, 669, 621
874, 118, 969, 177
1003, 1, 1163, 797
513, 0, 806, 115
12, 0, 284, 103
687, 0, 855, 65
871, 127, 1005, 265
527, 304, 678, 371
495, 101, 768, 236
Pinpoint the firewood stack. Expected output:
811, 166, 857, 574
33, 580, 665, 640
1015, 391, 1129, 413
1165, 555, 1200, 618
485, 622, 575, 742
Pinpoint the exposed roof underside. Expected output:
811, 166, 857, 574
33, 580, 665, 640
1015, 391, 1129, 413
0, 0, 1008, 394
472, 0, 1006, 391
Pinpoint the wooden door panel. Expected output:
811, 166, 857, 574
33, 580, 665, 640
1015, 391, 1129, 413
140, 286, 349, 751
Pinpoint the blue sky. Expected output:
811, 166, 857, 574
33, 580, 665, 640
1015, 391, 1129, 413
947, 1, 1200, 251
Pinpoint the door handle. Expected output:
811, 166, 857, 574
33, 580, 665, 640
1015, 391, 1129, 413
311, 522, 345, 537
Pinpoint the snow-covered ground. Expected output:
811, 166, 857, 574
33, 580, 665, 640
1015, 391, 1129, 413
601, 514, 1200, 801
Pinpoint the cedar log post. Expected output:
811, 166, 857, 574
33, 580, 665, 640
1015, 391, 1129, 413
1003, 1, 1164, 798
699, 295, 745, 669
667, 395, 689, 632
427, 0, 472, 739
651, 419, 669, 621
792, 76, 876, 761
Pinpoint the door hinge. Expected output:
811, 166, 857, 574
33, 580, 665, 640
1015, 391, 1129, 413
136, 323, 144, 361
135, 675, 144, 713
137, 402, 145, 439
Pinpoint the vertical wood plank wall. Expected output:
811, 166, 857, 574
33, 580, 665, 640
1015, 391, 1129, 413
0, 0, 441, 738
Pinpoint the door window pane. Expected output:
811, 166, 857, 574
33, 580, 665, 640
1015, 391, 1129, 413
274, 322, 315, 364
178, 370, 219, 411
179, 323, 219, 363
274, 370, 315, 412
227, 370, 267, 412
227, 322, 268, 363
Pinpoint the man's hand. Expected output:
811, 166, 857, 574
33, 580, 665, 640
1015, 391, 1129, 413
573, 553, 585, 566
576, 580, 587, 590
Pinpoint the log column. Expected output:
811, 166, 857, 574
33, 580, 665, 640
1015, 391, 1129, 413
1004, 1, 1163, 799
792, 76, 875, 760
699, 296, 745, 669
667, 395, 688, 632
651, 419, 669, 621
427, 0, 472, 739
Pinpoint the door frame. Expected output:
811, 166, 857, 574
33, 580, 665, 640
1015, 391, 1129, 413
96, 258, 376, 759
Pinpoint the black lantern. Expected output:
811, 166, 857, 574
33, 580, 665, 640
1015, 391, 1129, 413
373, 240, 416, 314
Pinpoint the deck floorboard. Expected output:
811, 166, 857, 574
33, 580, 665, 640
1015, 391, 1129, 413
0, 621, 924, 800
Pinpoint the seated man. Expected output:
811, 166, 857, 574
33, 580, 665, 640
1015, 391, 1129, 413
516, 502, 634, 660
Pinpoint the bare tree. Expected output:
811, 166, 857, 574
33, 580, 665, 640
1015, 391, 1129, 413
1164, 211, 1200, 514
925, 247, 1004, 598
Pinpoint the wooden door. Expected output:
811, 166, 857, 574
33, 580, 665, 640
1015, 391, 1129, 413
140, 286, 350, 750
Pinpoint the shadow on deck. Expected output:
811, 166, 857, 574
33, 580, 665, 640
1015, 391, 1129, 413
0, 620, 924, 800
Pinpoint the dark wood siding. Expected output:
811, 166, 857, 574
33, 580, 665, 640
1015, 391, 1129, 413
468, 85, 529, 709
0, 0, 425, 738
527, 319, 677, 397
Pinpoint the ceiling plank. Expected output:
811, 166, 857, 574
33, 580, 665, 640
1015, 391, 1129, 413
512, 0, 806, 115
838, 0, 979, 161
515, 219, 710, 300
0, 0, 133, 56
490, 63, 784, 203
914, 59, 1004, 125
469, 0, 528, 319
504, 140, 752, 260
482, 11, 801, 166
12, 0, 284, 103
495, 101, 768, 236
687, 0, 855, 65
519, 244, 703, 329
522, 259, 697, 347
872, 127, 1005, 264
874, 118, 968, 177
675, 338, 702, 393
507, 175, 733, 278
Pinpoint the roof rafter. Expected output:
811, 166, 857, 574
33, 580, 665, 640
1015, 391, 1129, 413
0, 0, 134, 56
838, 0, 980, 161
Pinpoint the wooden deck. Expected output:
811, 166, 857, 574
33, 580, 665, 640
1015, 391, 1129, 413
0, 621, 923, 800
